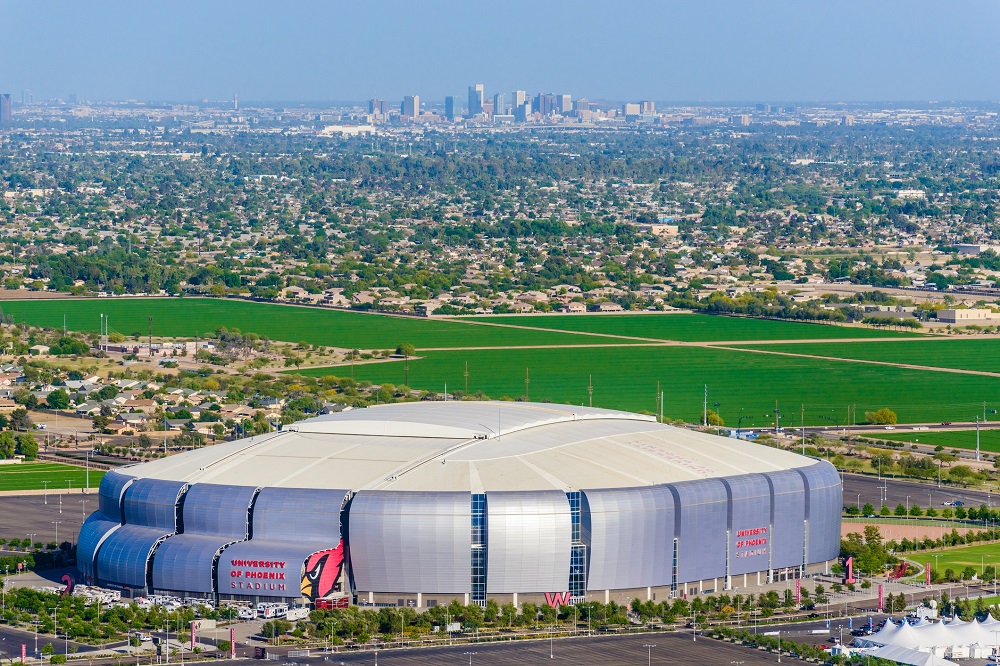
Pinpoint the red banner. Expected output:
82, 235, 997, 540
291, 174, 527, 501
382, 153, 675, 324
926, 563, 932, 586
191, 622, 196, 650
230, 628, 236, 659
795, 578, 801, 605
21, 644, 26, 664
878, 584, 884, 612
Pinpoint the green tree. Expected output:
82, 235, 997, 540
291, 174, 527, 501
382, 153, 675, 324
15, 433, 37, 460
894, 503, 908, 516
46, 389, 70, 410
865, 408, 898, 425
862, 502, 875, 515
0, 432, 15, 459
10, 407, 32, 431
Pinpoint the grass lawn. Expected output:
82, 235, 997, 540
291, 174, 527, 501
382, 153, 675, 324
909, 542, 1000, 575
0, 298, 620, 350
876, 429, 1000, 453
461, 313, 914, 342
291, 345, 1000, 425
0, 461, 105, 492
737, 339, 1000, 373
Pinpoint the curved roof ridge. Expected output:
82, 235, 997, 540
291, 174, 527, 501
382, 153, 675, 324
287, 400, 654, 439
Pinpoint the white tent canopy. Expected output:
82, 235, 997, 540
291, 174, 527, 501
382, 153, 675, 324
867, 616, 1000, 653
867, 644, 958, 666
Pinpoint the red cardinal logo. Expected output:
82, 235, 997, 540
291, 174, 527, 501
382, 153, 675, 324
300, 542, 344, 600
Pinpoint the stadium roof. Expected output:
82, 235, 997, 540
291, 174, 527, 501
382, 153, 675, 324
121, 402, 818, 492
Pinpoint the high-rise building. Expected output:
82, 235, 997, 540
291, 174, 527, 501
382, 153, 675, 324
514, 100, 532, 122
492, 92, 507, 116
534, 93, 557, 116
0, 94, 11, 123
622, 102, 641, 118
444, 96, 459, 121
467, 84, 484, 117
640, 100, 655, 115
511, 90, 527, 108
401, 95, 420, 119
368, 98, 389, 115
557, 94, 572, 114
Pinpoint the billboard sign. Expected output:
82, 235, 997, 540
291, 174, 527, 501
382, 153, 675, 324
301, 542, 345, 600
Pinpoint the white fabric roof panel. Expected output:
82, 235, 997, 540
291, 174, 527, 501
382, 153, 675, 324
119, 402, 822, 492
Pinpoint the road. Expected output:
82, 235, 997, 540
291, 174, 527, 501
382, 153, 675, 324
842, 473, 997, 510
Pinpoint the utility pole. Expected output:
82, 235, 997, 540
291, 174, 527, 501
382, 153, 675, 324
656, 380, 660, 421
465, 361, 469, 396
588, 374, 593, 408
148, 316, 153, 357
525, 368, 530, 401
977, 416, 981, 462
703, 385, 708, 427
801, 404, 805, 455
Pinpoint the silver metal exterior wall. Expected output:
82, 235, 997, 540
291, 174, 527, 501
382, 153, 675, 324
94, 479, 186, 588
672, 479, 728, 584
98, 470, 134, 520
766, 470, 807, 569
723, 475, 772, 576
77, 515, 120, 580
179, 484, 257, 538
486, 490, 571, 594
582, 486, 674, 591
798, 462, 842, 564
122, 479, 186, 530
350, 491, 470, 594
95, 525, 169, 588
250, 487, 347, 541
152, 536, 230, 594
217, 488, 348, 599
152, 484, 257, 594
79, 471, 136, 580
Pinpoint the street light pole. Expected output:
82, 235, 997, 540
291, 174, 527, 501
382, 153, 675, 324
643, 643, 655, 666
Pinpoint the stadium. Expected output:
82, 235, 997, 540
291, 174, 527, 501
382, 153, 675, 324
77, 402, 841, 608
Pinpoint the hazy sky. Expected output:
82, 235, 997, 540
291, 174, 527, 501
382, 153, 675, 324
4, 0, 1000, 103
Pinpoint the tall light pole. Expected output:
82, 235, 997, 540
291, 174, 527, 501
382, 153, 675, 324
464, 651, 477, 666
51, 521, 61, 546
42, 481, 49, 504
643, 643, 655, 666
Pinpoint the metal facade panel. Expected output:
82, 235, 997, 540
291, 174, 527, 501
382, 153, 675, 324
122, 479, 186, 530
77, 515, 120, 579
98, 470, 134, 520
582, 486, 674, 590
798, 462, 842, 564
152, 535, 232, 593
766, 469, 806, 569
182, 483, 257, 538
724, 475, 772, 576
673, 479, 728, 584
349, 491, 470, 594
95, 525, 168, 588
486, 490, 571, 594
252, 487, 347, 541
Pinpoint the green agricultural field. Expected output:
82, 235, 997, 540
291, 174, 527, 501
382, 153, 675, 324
0, 462, 105, 492
0, 298, 622, 350
462, 313, 915, 342
291, 345, 1000, 425
909, 543, 1000, 577
877, 429, 1000, 454
737, 339, 1000, 373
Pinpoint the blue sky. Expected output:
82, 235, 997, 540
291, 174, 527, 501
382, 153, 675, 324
3, 0, 1000, 103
